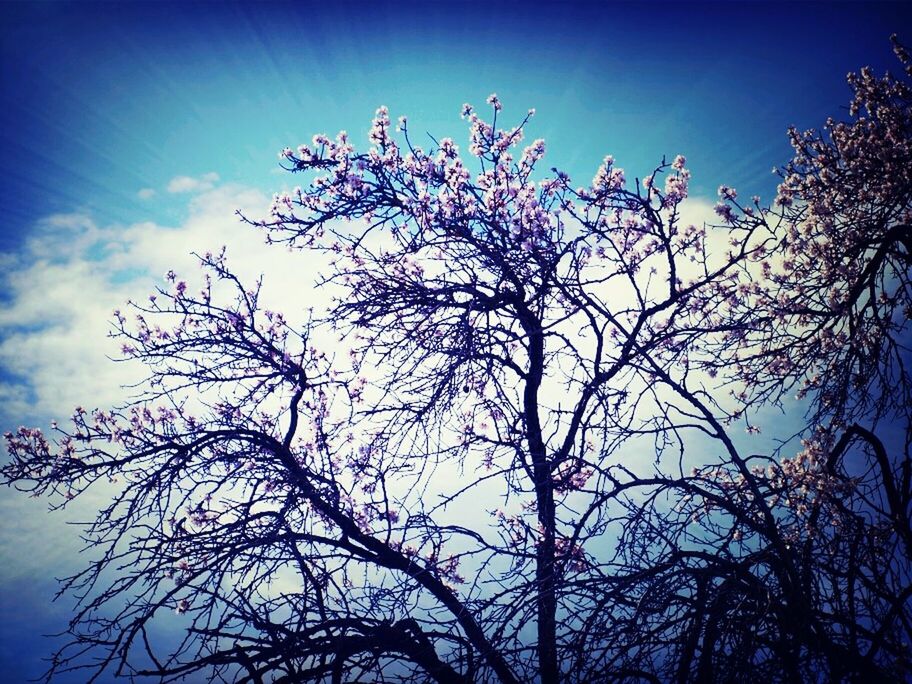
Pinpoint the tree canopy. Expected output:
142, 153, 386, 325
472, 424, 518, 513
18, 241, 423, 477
4, 38, 912, 684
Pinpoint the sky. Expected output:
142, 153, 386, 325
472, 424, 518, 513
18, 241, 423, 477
0, 1, 910, 681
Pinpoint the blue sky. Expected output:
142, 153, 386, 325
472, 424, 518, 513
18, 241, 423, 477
1, 1, 910, 681
1, 1, 907, 255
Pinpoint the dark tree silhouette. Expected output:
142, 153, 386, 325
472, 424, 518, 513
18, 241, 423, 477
4, 40, 911, 684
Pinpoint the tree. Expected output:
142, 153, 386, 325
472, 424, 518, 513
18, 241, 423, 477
4, 42, 911, 683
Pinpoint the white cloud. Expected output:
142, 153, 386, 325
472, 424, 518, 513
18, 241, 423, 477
0, 183, 330, 428
0, 188, 809, 629
0, 192, 745, 434
0, 181, 341, 586
166, 171, 220, 194
137, 187, 156, 199
0, 189, 785, 588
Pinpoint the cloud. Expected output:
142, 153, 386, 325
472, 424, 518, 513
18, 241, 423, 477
0, 187, 803, 650
166, 171, 220, 194
137, 187, 156, 199
0, 188, 785, 584
0, 192, 743, 437
0, 183, 330, 430
0, 181, 341, 596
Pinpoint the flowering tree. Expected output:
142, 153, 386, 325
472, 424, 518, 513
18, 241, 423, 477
4, 41, 911, 683
603, 36, 912, 681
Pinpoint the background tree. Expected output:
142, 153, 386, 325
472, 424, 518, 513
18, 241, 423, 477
4, 42, 911, 683
593, 35, 912, 682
